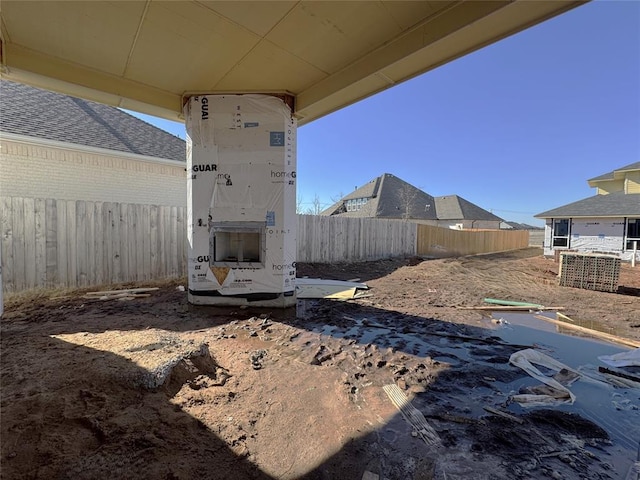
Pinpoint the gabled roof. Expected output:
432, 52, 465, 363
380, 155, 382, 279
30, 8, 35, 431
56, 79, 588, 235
321, 173, 502, 222
321, 173, 437, 220
0, 80, 185, 162
587, 161, 640, 184
505, 221, 543, 230
375, 174, 437, 219
535, 192, 640, 218
434, 195, 503, 222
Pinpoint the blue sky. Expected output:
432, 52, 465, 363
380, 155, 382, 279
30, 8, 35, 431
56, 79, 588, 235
127, 0, 639, 227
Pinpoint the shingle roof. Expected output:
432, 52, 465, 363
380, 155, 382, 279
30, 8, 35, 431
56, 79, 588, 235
587, 162, 640, 183
535, 192, 640, 218
0, 80, 185, 162
374, 173, 437, 219
434, 195, 503, 222
321, 173, 437, 219
505, 221, 542, 230
321, 173, 501, 222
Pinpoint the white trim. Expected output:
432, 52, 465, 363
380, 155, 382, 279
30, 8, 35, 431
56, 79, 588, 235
537, 214, 638, 219
624, 217, 640, 251
0, 131, 185, 167
551, 218, 571, 248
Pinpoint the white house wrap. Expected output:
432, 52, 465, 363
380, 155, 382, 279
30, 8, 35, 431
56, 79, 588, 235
185, 95, 297, 306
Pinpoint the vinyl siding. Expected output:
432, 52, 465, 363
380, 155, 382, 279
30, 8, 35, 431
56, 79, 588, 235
595, 179, 625, 195
625, 172, 640, 194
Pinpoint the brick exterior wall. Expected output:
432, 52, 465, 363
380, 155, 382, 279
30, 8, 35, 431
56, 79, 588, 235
0, 137, 186, 206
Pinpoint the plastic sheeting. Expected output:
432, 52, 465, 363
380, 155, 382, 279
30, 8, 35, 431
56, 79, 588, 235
599, 348, 640, 368
543, 217, 639, 261
509, 348, 581, 407
184, 95, 296, 302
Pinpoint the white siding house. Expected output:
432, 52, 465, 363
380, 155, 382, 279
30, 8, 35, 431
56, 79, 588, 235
536, 163, 640, 262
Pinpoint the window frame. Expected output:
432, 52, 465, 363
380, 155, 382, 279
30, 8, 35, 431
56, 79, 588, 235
345, 197, 369, 212
551, 218, 571, 248
625, 217, 640, 250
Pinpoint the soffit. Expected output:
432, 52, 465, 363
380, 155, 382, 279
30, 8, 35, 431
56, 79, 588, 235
0, 1, 585, 125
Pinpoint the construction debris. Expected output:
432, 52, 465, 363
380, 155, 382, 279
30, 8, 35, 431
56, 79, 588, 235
383, 384, 440, 446
597, 366, 640, 385
483, 298, 544, 308
598, 348, 640, 367
249, 350, 267, 370
508, 349, 581, 407
295, 278, 369, 300
85, 287, 160, 296
458, 305, 564, 311
83, 287, 160, 301
532, 314, 640, 349
483, 406, 524, 424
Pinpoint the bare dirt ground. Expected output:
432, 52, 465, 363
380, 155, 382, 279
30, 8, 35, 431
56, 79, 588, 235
2, 247, 639, 480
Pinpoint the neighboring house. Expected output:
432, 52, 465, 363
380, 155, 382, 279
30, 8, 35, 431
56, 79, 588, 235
502, 221, 542, 230
321, 173, 437, 221
0, 80, 186, 206
588, 161, 640, 195
321, 173, 504, 229
433, 194, 503, 230
535, 162, 640, 262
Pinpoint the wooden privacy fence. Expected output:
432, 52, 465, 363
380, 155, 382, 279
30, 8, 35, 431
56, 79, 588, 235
297, 214, 417, 263
2, 197, 529, 292
417, 224, 529, 257
1, 197, 186, 292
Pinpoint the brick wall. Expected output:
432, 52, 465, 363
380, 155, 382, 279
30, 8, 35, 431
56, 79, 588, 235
1, 137, 186, 207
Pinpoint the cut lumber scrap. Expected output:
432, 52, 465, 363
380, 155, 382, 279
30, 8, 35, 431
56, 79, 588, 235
483, 298, 543, 308
533, 314, 640, 349
85, 287, 159, 296
483, 406, 524, 424
84, 293, 152, 300
556, 312, 575, 323
458, 305, 565, 311
598, 366, 640, 384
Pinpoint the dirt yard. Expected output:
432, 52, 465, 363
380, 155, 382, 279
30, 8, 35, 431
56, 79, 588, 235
2, 247, 639, 480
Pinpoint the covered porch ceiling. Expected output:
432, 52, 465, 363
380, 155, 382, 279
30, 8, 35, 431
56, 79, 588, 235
0, 1, 585, 125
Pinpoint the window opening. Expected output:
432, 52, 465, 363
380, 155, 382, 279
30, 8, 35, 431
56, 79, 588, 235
625, 218, 640, 250
552, 219, 570, 247
209, 222, 265, 267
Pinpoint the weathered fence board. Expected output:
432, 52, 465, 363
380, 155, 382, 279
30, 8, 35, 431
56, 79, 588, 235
296, 215, 417, 263
12, 197, 26, 290
23, 197, 36, 289
34, 198, 47, 287
76, 200, 88, 287
1, 197, 187, 292
120, 203, 129, 282
45, 198, 57, 286
56, 200, 67, 286
150, 205, 159, 278
66, 200, 77, 286
170, 206, 178, 277
1, 197, 14, 292
94, 202, 103, 286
